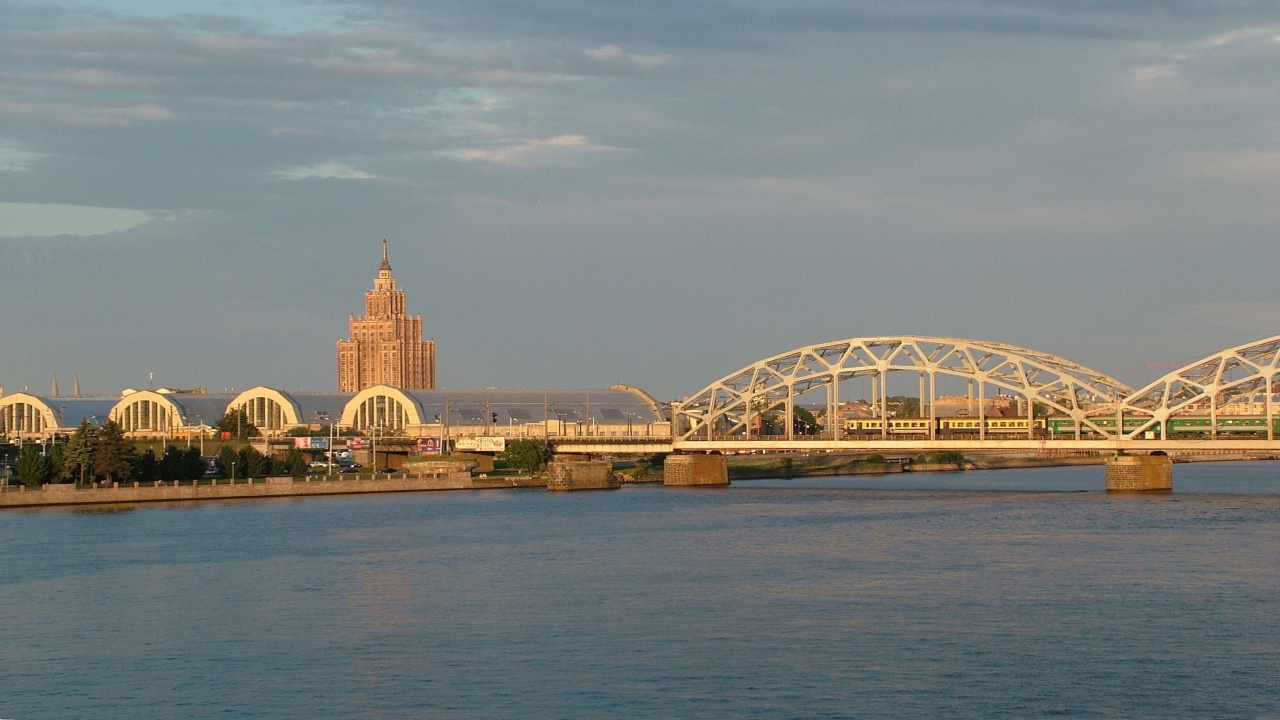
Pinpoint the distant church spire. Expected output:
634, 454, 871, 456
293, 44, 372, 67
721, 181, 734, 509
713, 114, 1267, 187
73, 372, 81, 397
51, 373, 59, 397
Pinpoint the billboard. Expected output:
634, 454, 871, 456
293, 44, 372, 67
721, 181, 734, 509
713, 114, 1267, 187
455, 437, 506, 453
416, 437, 441, 454
348, 437, 368, 450
293, 437, 331, 449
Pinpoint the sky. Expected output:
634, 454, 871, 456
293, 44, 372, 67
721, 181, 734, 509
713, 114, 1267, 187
3, 0, 1280, 402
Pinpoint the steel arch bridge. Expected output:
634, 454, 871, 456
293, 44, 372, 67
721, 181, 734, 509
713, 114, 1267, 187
669, 334, 1280, 450
1120, 334, 1280, 441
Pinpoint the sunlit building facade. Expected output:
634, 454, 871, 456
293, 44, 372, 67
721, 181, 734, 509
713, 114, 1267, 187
337, 241, 435, 392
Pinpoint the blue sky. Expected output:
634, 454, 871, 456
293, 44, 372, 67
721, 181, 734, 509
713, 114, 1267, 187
2, 0, 1280, 400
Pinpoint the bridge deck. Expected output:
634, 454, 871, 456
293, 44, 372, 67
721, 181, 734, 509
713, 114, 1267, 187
548, 436, 1280, 455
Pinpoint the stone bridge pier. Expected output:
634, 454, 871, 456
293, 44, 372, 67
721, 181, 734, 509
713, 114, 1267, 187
664, 454, 729, 486
1105, 454, 1173, 491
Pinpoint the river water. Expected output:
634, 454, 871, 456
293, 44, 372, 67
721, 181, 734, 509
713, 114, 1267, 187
2, 462, 1278, 719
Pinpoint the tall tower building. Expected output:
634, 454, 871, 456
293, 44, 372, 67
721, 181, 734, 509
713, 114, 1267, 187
337, 240, 436, 391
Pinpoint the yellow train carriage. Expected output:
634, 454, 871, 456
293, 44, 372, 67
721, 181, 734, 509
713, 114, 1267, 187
843, 417, 1046, 436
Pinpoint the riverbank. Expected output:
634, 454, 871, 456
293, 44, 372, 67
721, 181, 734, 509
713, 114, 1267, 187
721, 450, 1279, 479
6, 451, 1276, 509
0, 472, 546, 510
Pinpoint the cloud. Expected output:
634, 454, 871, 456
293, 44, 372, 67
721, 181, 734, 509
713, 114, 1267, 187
0, 202, 153, 237
268, 162, 376, 180
0, 101, 173, 126
1187, 149, 1280, 182
0, 142, 43, 172
1204, 25, 1280, 48
449, 134, 621, 165
8, 69, 153, 89
270, 126, 322, 137
583, 45, 674, 71
1131, 64, 1180, 84
1168, 302, 1280, 337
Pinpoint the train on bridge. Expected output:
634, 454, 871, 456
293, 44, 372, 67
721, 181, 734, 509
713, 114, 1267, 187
842, 415, 1280, 438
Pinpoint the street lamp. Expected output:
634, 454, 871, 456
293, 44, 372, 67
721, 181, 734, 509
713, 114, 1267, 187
327, 420, 343, 476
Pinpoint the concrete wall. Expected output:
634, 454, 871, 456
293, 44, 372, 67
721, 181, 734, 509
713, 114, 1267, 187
0, 473, 475, 509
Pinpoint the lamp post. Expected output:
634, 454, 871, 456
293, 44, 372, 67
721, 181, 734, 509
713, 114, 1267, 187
327, 421, 342, 476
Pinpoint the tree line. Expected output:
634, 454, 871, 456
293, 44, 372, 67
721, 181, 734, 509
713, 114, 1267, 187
7, 412, 308, 489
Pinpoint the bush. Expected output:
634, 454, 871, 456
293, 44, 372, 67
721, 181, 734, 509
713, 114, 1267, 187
498, 440, 550, 471
923, 450, 966, 464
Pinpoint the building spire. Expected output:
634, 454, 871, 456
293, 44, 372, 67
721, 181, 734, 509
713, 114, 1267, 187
73, 372, 81, 397
380, 238, 391, 271
51, 372, 59, 397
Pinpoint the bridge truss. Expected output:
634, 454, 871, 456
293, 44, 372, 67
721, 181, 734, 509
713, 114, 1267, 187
1120, 334, 1280, 440
673, 336, 1133, 443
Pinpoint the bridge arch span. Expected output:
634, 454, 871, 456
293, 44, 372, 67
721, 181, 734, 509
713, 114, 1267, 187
673, 336, 1132, 442
1121, 334, 1280, 440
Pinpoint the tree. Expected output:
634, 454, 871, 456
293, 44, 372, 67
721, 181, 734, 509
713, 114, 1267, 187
214, 407, 260, 440
15, 445, 52, 488
284, 448, 308, 478
133, 448, 160, 484
181, 447, 207, 481
793, 407, 819, 435
92, 420, 137, 485
158, 445, 187, 481
498, 439, 550, 471
885, 396, 921, 418
238, 446, 269, 478
216, 444, 239, 479
46, 442, 66, 485
63, 420, 97, 486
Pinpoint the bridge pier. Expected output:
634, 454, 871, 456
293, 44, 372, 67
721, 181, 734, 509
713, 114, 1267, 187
664, 454, 729, 487
1106, 454, 1172, 492
546, 457, 620, 491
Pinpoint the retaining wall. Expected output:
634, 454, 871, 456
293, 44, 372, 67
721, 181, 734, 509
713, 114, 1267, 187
0, 473, 476, 509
